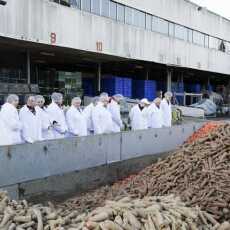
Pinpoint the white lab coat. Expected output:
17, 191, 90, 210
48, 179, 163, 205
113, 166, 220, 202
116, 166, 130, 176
66, 105, 87, 137
160, 98, 172, 127
142, 107, 150, 130
46, 102, 68, 139
0, 103, 22, 145
148, 103, 163, 128
92, 102, 113, 135
129, 104, 148, 130
35, 106, 54, 140
0, 113, 12, 146
19, 106, 42, 143
82, 103, 94, 134
107, 100, 123, 132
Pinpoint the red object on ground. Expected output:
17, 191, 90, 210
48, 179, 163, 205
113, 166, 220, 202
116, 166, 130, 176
186, 121, 221, 143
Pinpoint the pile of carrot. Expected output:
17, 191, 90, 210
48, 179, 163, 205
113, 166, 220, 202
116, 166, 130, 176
186, 121, 221, 143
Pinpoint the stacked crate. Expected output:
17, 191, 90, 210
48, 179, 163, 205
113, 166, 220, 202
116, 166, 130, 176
123, 77, 132, 98
101, 75, 132, 97
157, 81, 167, 92
133, 80, 157, 101
82, 78, 94, 96
193, 83, 201, 93
102, 76, 123, 95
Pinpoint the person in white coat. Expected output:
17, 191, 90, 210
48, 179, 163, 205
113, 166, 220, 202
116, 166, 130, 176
108, 94, 124, 132
0, 94, 22, 145
19, 96, 42, 143
82, 97, 99, 135
46, 92, 68, 139
66, 97, 87, 137
35, 95, 54, 140
160, 92, 172, 127
92, 93, 113, 135
148, 97, 163, 129
0, 115, 12, 146
129, 98, 150, 131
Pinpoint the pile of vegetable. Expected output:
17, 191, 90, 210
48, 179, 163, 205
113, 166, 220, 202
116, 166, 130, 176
110, 123, 230, 222
1, 191, 229, 230
186, 121, 221, 143
63, 122, 230, 223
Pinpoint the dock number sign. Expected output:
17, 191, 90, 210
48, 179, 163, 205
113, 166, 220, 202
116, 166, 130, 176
50, 32, 56, 44
96, 41, 103, 52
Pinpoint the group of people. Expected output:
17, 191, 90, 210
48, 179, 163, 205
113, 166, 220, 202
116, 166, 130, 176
129, 92, 172, 130
0, 91, 172, 146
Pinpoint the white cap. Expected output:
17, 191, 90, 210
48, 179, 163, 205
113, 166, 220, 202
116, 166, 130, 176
140, 98, 150, 105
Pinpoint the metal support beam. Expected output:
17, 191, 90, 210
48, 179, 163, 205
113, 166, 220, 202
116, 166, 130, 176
97, 63, 101, 93
145, 68, 149, 81
207, 77, 210, 86
167, 69, 172, 92
26, 51, 31, 85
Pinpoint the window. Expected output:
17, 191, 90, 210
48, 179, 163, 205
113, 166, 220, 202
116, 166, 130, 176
101, 0, 109, 17
117, 4, 125, 22
81, 0, 90, 12
193, 31, 205, 46
188, 29, 193, 43
125, 7, 133, 25
204, 35, 209, 48
209, 36, 220, 50
152, 16, 168, 35
169, 22, 175, 36
175, 24, 187, 41
138, 11, 145, 28
91, 0, 100, 15
133, 10, 145, 28
146, 14, 152, 30
110, 1, 117, 20
69, 0, 81, 8
226, 42, 230, 54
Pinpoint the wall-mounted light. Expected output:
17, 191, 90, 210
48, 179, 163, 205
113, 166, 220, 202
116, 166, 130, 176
0, 0, 7, 6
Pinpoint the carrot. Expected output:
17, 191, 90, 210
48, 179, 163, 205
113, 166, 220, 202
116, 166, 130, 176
187, 122, 221, 143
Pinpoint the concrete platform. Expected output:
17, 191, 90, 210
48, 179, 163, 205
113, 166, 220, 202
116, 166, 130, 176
0, 122, 204, 200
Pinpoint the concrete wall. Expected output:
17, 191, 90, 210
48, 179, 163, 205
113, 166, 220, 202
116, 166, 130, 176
0, 0, 230, 75
116, 0, 230, 40
0, 122, 203, 199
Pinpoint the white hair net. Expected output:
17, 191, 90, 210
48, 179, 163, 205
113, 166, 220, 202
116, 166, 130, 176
140, 98, 150, 105
153, 97, 161, 104
71, 97, 81, 104
92, 96, 99, 104
164, 91, 173, 98
35, 95, 45, 103
6, 94, 19, 103
26, 95, 35, 101
113, 94, 124, 101
51, 92, 63, 103
99, 92, 109, 102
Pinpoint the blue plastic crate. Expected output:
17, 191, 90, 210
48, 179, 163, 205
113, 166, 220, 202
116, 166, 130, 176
193, 84, 201, 93
207, 84, 213, 92
133, 80, 156, 100
101, 76, 132, 96
83, 79, 95, 96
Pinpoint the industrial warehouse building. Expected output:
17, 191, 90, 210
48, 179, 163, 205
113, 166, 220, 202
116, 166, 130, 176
0, 0, 230, 105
